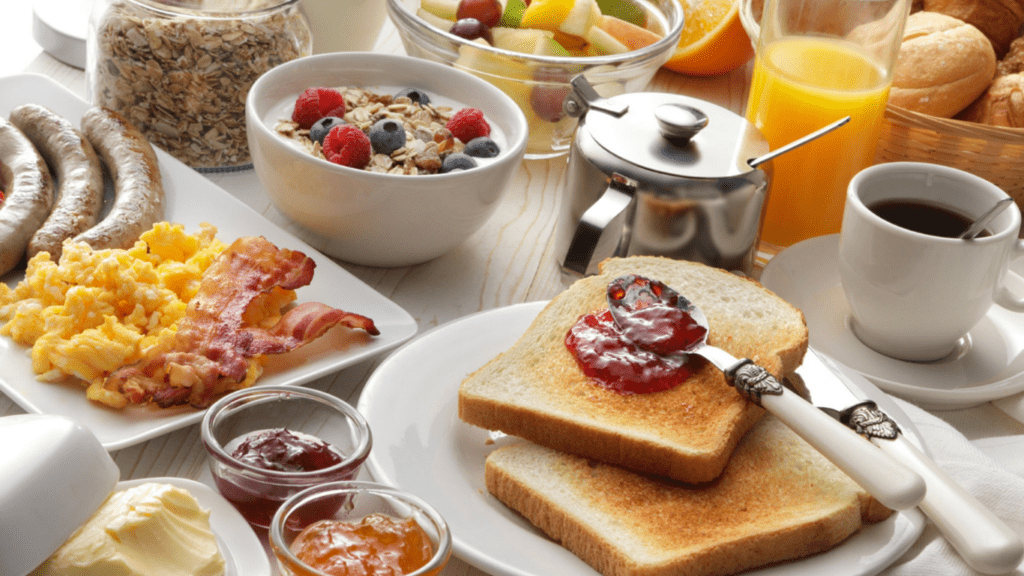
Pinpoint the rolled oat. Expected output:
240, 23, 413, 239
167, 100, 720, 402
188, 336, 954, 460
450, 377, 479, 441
89, 0, 311, 170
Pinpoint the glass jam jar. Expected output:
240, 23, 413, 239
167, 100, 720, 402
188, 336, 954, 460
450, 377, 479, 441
87, 0, 311, 171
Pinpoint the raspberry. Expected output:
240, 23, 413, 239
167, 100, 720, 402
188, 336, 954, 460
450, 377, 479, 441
445, 108, 491, 143
322, 124, 371, 169
291, 87, 346, 129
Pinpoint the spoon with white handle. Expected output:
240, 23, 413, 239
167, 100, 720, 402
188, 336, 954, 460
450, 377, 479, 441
606, 275, 927, 511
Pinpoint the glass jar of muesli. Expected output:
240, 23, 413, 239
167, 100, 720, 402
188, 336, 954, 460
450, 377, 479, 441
87, 0, 311, 171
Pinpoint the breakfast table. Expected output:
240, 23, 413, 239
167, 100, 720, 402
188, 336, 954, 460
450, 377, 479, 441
4, 2, 1024, 575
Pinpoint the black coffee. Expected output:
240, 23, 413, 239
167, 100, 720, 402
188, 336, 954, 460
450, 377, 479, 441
868, 199, 989, 238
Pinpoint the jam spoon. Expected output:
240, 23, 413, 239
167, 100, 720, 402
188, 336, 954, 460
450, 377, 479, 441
607, 275, 926, 511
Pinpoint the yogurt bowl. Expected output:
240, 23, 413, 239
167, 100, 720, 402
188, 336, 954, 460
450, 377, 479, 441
246, 52, 528, 267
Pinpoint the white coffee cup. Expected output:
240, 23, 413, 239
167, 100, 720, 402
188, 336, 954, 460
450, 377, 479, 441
838, 162, 1024, 362
301, 0, 388, 54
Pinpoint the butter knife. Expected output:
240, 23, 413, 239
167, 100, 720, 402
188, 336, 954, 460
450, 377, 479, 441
796, 349, 1024, 575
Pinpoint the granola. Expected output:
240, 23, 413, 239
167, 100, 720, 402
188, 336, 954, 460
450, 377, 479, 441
91, 0, 311, 170
275, 86, 473, 175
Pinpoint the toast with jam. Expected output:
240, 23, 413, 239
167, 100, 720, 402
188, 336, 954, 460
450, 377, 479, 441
485, 417, 892, 576
458, 256, 808, 484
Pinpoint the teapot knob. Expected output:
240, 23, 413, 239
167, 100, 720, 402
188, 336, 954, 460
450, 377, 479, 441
655, 104, 709, 143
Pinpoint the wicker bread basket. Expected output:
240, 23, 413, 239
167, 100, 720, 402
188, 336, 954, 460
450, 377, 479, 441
875, 106, 1024, 207
738, 0, 1024, 209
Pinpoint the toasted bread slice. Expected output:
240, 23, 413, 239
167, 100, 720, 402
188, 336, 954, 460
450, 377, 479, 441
459, 256, 808, 483
485, 416, 892, 576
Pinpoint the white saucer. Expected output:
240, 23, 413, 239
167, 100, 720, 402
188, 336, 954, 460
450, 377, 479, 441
760, 234, 1024, 410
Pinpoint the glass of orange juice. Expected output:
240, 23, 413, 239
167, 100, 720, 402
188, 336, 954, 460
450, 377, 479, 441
746, 0, 912, 247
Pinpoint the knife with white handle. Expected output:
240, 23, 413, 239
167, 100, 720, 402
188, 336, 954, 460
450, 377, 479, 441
606, 276, 927, 512
801, 350, 1024, 575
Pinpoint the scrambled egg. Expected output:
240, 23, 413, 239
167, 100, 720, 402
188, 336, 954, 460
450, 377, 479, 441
0, 223, 253, 408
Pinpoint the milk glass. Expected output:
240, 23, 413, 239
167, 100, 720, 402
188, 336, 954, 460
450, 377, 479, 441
746, 0, 912, 247
301, 0, 388, 53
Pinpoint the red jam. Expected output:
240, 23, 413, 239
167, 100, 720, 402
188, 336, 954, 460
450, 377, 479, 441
290, 513, 434, 576
231, 428, 343, 472
214, 428, 350, 528
564, 275, 707, 395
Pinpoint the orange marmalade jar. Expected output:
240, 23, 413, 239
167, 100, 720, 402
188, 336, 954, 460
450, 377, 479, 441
290, 514, 433, 576
271, 482, 451, 576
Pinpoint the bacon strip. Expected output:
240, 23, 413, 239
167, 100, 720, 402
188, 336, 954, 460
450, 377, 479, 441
104, 236, 378, 408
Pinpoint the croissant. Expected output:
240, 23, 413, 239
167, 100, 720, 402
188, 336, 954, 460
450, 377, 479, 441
957, 73, 1024, 127
997, 36, 1024, 76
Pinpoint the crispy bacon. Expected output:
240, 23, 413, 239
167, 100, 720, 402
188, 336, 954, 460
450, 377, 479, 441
104, 236, 378, 408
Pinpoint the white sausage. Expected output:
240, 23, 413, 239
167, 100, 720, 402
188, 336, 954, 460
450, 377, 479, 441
0, 117, 54, 276
10, 104, 104, 261
76, 107, 164, 250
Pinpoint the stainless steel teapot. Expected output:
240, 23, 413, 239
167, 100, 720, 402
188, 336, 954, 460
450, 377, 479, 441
555, 76, 772, 278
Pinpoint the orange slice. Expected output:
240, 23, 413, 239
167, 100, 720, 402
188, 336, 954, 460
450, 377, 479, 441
663, 0, 754, 76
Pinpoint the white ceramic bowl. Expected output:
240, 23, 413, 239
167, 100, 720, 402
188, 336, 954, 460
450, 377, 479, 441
246, 52, 528, 267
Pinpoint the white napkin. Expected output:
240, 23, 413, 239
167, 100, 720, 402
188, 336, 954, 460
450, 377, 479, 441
883, 398, 1024, 575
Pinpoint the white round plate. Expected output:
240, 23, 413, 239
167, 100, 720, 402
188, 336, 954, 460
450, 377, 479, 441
358, 301, 925, 576
760, 234, 1024, 409
115, 477, 270, 576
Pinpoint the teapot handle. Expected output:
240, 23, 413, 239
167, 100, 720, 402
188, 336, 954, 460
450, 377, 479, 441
561, 173, 638, 276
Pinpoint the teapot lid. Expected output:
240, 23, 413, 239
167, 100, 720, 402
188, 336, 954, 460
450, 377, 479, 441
567, 80, 769, 179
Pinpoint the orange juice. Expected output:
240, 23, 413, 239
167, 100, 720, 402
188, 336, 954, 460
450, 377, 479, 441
746, 36, 890, 247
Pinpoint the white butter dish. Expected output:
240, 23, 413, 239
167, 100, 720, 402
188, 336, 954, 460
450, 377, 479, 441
0, 414, 119, 576
0, 413, 271, 576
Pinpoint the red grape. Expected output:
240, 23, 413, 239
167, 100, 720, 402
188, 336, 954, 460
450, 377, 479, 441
530, 84, 570, 123
457, 0, 503, 27
450, 18, 493, 44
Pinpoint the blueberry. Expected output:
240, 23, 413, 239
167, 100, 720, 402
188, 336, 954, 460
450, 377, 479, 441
368, 118, 407, 155
309, 116, 346, 146
464, 136, 500, 158
440, 152, 477, 173
394, 88, 431, 106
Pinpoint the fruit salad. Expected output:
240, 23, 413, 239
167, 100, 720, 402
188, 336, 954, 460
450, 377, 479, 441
274, 86, 504, 174
418, 0, 665, 57
409, 0, 670, 156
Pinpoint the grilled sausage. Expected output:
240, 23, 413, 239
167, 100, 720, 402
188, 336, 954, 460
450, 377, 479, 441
0, 117, 54, 276
76, 107, 164, 250
10, 104, 104, 261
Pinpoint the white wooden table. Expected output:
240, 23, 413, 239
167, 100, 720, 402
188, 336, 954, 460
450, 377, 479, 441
4, 2, 1024, 575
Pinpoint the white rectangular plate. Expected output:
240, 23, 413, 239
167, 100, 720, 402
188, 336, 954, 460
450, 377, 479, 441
0, 73, 417, 450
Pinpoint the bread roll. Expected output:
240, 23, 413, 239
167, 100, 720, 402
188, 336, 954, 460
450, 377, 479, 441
889, 12, 997, 118
922, 0, 1024, 56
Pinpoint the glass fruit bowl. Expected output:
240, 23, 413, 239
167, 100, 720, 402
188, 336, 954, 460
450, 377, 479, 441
386, 0, 683, 158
